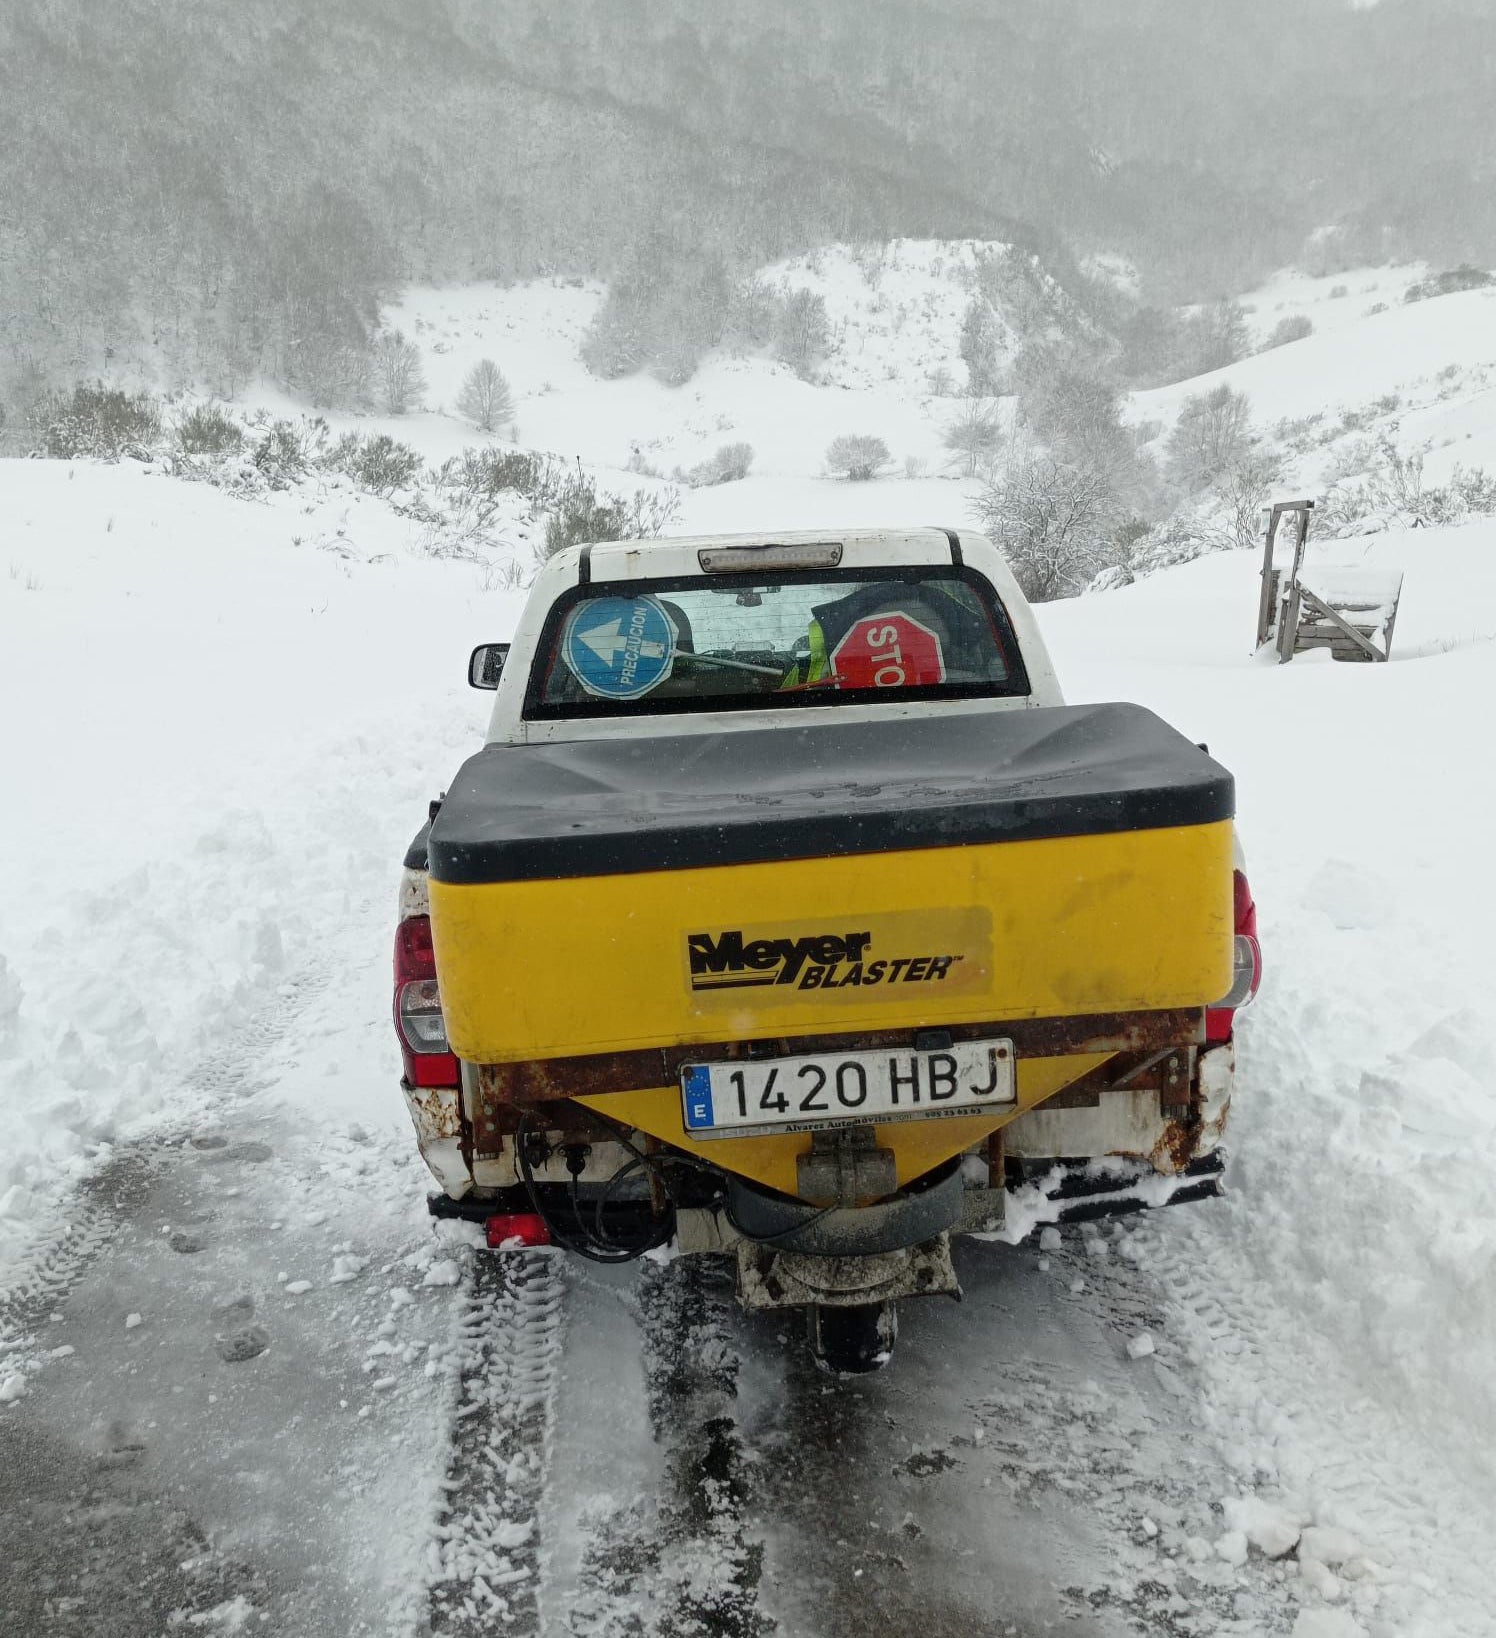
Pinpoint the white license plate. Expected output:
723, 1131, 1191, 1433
680, 1038, 1015, 1138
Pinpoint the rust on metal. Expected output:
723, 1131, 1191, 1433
406, 1082, 462, 1142
1131, 1111, 1206, 1174
469, 1008, 1205, 1107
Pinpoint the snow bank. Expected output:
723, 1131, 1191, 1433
0, 462, 519, 1276
1043, 525, 1496, 1631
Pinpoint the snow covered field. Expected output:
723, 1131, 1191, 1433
4, 256, 1496, 1636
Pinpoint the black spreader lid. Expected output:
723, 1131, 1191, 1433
427, 702, 1234, 884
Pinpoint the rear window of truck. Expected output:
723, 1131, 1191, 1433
524, 567, 1030, 719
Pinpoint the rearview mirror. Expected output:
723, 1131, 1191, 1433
468, 643, 510, 690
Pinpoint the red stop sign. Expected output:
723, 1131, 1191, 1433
829, 611, 947, 689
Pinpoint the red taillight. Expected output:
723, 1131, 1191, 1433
484, 1213, 551, 1249
395, 915, 458, 1086
1207, 870, 1261, 1042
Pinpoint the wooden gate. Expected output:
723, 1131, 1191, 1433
1255, 499, 1403, 663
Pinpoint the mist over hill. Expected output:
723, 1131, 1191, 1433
3, 0, 1493, 401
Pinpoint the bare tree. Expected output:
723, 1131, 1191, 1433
1166, 385, 1253, 492
959, 298, 1000, 396
777, 289, 830, 377
943, 396, 1002, 476
373, 329, 426, 415
974, 453, 1117, 601
456, 358, 515, 433
825, 434, 893, 481
1217, 447, 1278, 549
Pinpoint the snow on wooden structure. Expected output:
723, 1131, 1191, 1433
1254, 499, 1403, 663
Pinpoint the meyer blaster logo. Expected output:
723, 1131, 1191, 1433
687, 927, 963, 994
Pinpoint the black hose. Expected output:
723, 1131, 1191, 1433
514, 1114, 674, 1265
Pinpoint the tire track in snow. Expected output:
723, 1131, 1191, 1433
533, 1255, 772, 1638
427, 1249, 565, 1636
0, 970, 326, 1394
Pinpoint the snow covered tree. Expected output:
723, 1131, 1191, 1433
825, 434, 893, 481
373, 330, 426, 415
959, 298, 1000, 396
776, 289, 830, 378
1166, 386, 1254, 493
974, 454, 1117, 601
943, 396, 1002, 476
456, 359, 515, 434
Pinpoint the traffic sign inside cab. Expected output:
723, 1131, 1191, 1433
561, 595, 679, 699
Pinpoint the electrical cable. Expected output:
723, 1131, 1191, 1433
514, 1114, 675, 1264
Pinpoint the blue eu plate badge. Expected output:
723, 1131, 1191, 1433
682, 1065, 716, 1130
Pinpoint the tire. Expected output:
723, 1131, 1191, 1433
807, 1300, 898, 1376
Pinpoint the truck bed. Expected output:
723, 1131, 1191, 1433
427, 703, 1233, 882
424, 704, 1236, 1068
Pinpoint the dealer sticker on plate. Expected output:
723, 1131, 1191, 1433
680, 1038, 1015, 1138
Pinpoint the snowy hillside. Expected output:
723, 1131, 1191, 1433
5, 262, 1496, 1636
371, 239, 1065, 486
1136, 275, 1496, 491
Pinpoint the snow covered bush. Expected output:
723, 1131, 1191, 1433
455, 359, 515, 434
247, 416, 328, 490
322, 432, 424, 495
175, 403, 243, 454
1404, 265, 1496, 303
41, 383, 163, 460
1320, 436, 1496, 534
682, 442, 754, 486
443, 447, 544, 501
1263, 313, 1314, 349
540, 469, 679, 559
825, 434, 893, 481
429, 448, 553, 551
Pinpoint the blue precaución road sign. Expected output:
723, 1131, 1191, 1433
561, 595, 678, 700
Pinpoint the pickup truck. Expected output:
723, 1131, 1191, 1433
395, 528, 1260, 1373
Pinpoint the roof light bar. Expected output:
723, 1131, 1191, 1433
698, 542, 843, 573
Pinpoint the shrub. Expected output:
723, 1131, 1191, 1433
1404, 265, 1496, 304
455, 359, 515, 433
540, 468, 680, 559
247, 416, 328, 489
41, 383, 163, 460
825, 434, 893, 481
322, 432, 424, 494
1263, 314, 1314, 349
683, 442, 754, 487
448, 446, 542, 498
176, 403, 243, 454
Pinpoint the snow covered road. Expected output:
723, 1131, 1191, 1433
5, 462, 1496, 1636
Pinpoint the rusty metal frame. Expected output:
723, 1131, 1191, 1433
469, 1008, 1203, 1110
